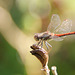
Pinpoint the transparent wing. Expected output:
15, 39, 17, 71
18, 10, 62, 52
54, 19, 72, 34
52, 36, 63, 41
52, 19, 72, 41
47, 14, 61, 32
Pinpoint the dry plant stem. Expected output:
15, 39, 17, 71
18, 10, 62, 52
30, 44, 50, 75
43, 65, 50, 75
51, 66, 58, 75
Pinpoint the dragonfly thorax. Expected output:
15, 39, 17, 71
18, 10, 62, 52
34, 32, 53, 41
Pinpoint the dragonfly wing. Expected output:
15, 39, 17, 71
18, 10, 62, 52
54, 19, 72, 34
47, 14, 61, 32
52, 36, 63, 41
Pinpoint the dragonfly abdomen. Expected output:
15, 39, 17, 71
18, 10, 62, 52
55, 32, 75, 37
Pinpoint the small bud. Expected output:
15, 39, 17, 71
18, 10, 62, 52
51, 66, 58, 75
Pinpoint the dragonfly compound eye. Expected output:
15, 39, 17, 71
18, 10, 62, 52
34, 34, 39, 41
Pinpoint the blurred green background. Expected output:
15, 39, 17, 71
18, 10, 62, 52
0, 0, 75, 75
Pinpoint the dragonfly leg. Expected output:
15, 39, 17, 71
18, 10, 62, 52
37, 40, 41, 45
37, 39, 44, 48
41, 40, 43, 48
46, 41, 52, 48
45, 41, 52, 50
44, 41, 49, 50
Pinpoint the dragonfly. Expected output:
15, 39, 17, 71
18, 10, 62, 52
34, 14, 75, 49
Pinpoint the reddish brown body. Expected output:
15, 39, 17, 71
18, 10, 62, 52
55, 32, 75, 37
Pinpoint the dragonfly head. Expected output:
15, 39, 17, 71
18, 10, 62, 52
34, 33, 39, 41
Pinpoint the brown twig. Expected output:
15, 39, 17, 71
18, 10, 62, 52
30, 44, 50, 75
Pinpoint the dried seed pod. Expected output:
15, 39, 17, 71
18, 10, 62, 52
30, 44, 40, 49
30, 44, 48, 67
30, 44, 50, 75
